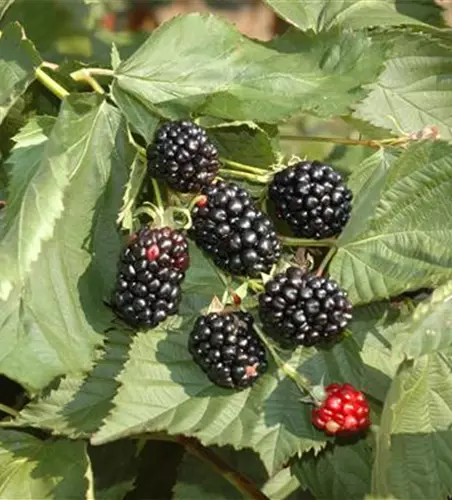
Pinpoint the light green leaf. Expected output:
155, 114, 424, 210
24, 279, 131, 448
261, 467, 303, 500
112, 14, 386, 125
330, 140, 452, 305
117, 153, 147, 231
294, 440, 373, 500
355, 33, 452, 140
393, 281, 452, 359
0, 430, 89, 499
372, 354, 452, 499
0, 95, 133, 390
173, 447, 267, 500
264, 0, 442, 32
0, 23, 41, 126
207, 121, 278, 169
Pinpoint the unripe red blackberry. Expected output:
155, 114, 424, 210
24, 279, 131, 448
312, 383, 371, 436
189, 310, 268, 389
111, 226, 189, 329
190, 181, 281, 277
269, 160, 353, 239
258, 267, 352, 347
147, 120, 219, 193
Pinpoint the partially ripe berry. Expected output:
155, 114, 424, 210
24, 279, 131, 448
196, 195, 208, 208
232, 293, 242, 305
312, 383, 370, 436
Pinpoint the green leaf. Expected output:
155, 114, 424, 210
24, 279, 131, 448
0, 430, 89, 499
293, 440, 373, 500
173, 447, 267, 500
117, 153, 147, 231
330, 140, 452, 305
207, 121, 278, 169
0, 23, 41, 126
264, 0, 442, 32
261, 467, 303, 500
0, 95, 133, 390
112, 14, 386, 125
0, 0, 14, 20
90, 440, 139, 500
392, 281, 452, 359
355, 32, 452, 140
372, 354, 452, 499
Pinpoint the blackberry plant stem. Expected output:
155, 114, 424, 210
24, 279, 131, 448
145, 433, 269, 500
316, 247, 337, 277
253, 322, 315, 399
0, 403, 19, 418
219, 169, 268, 184
280, 236, 337, 248
280, 134, 383, 148
35, 67, 70, 99
71, 67, 114, 78
70, 69, 105, 94
220, 157, 269, 176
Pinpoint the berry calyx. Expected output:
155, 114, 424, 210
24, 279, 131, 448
269, 160, 353, 239
311, 383, 371, 436
196, 195, 208, 207
258, 267, 352, 347
111, 226, 189, 329
188, 310, 268, 389
191, 180, 281, 277
147, 120, 219, 193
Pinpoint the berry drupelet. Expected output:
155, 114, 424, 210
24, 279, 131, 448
269, 160, 353, 239
190, 181, 281, 277
111, 226, 189, 329
312, 383, 371, 436
258, 267, 352, 347
147, 120, 219, 193
189, 310, 268, 389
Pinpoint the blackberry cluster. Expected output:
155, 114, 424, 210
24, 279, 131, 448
147, 120, 219, 193
111, 226, 189, 329
258, 267, 352, 347
190, 181, 281, 277
269, 160, 353, 239
189, 311, 268, 389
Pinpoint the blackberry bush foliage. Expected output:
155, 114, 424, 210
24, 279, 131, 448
0, 2, 452, 499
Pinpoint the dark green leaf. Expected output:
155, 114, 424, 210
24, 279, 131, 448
330, 140, 452, 305
112, 15, 387, 125
264, 0, 443, 32
0, 430, 89, 498
0, 95, 133, 390
372, 354, 452, 499
294, 440, 373, 500
0, 23, 41, 125
173, 447, 267, 500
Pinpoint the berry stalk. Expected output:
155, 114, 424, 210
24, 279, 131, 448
252, 321, 315, 399
219, 168, 269, 185
220, 157, 270, 176
279, 235, 337, 248
280, 134, 412, 149
35, 67, 70, 100
316, 246, 337, 277
0, 402, 19, 418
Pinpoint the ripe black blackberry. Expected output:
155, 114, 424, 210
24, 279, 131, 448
111, 226, 189, 329
259, 267, 352, 347
269, 160, 353, 239
190, 181, 281, 277
147, 120, 219, 193
189, 310, 268, 389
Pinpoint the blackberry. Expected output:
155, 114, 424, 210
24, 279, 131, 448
191, 181, 281, 277
269, 160, 353, 239
147, 120, 219, 193
189, 311, 268, 389
258, 267, 352, 347
111, 226, 189, 329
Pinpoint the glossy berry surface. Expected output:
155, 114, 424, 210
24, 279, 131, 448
147, 120, 219, 193
269, 160, 353, 239
258, 267, 352, 347
312, 383, 371, 436
111, 226, 189, 329
191, 181, 281, 277
188, 311, 268, 389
